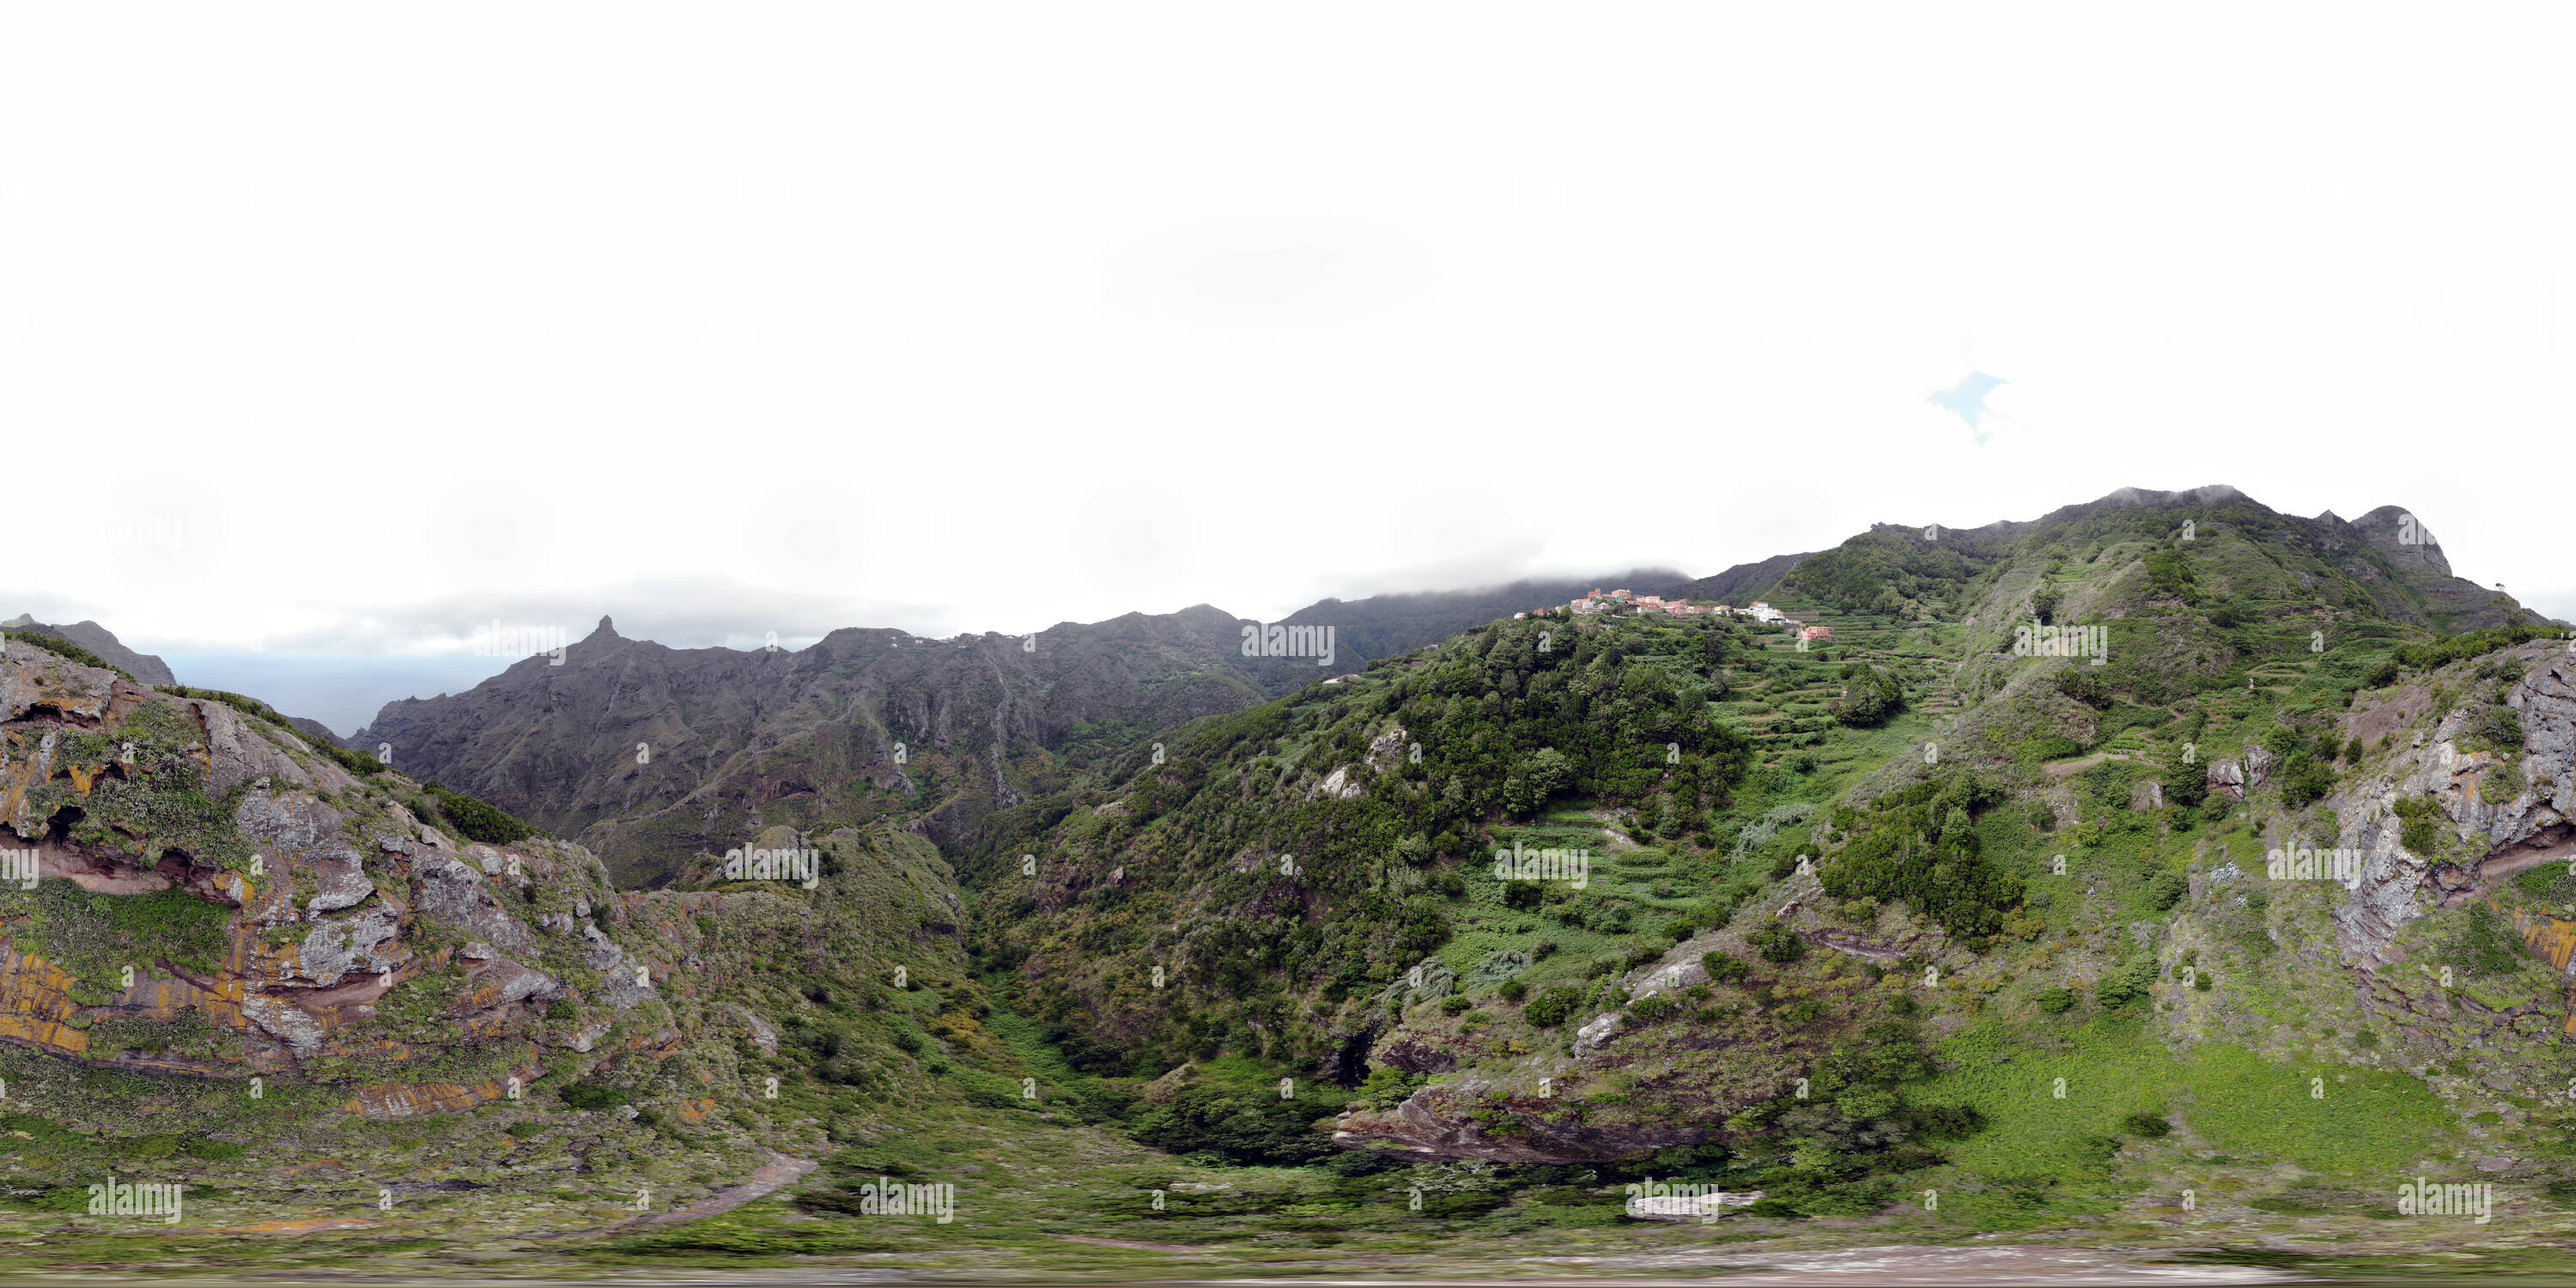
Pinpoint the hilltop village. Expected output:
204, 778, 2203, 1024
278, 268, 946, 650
1525, 587, 1833, 643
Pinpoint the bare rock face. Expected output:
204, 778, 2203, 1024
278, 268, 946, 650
0, 618, 175, 685
295, 906, 407, 987
1363, 723, 1411, 775
1571, 1011, 1624, 1055
0, 653, 696, 1115
413, 852, 538, 957
1333, 1076, 1709, 1163
2329, 648, 2576, 966
2498, 653, 2576, 841
2207, 744, 2274, 800
188, 699, 348, 799
307, 856, 374, 914
1309, 765, 1364, 801
1372, 1032, 1460, 1074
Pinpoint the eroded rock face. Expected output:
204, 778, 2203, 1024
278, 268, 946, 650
1372, 1032, 1459, 1074
414, 852, 538, 957
295, 906, 405, 987
1364, 723, 1411, 775
2329, 648, 2576, 967
1571, 1011, 1624, 1055
2207, 744, 2274, 800
307, 857, 373, 914
580, 922, 662, 1008
0, 619, 174, 686
0, 640, 122, 725
0, 656, 687, 1115
1309, 765, 1364, 800
1333, 1076, 1709, 1163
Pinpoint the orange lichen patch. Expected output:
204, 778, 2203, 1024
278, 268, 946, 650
452, 1012, 525, 1045
331, 1036, 422, 1062
342, 1066, 544, 1119
2493, 898, 2576, 1037
0, 945, 90, 1054
115, 970, 252, 1032
199, 1217, 379, 1236
0, 756, 37, 833
2494, 896, 2576, 969
451, 974, 532, 1014
2509, 905, 2576, 974
671, 1097, 718, 1124
64, 763, 97, 798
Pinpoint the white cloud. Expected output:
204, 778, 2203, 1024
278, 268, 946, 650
2, 3, 2568, 659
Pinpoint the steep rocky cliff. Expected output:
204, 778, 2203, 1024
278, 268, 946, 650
348, 610, 1296, 885
1, 617, 175, 686
0, 636, 688, 1110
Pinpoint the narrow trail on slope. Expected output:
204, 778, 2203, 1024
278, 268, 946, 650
531, 1149, 817, 1239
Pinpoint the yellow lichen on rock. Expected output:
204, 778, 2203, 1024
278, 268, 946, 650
0, 944, 91, 1054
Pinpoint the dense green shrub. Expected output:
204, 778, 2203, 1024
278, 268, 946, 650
2385, 626, 2550, 675
2460, 702, 2526, 756
1772, 999, 1827, 1025
2163, 766, 2208, 809
1747, 923, 1807, 964
2393, 797, 2443, 855
2094, 957, 2157, 1009
2449, 902, 2524, 977
2144, 870, 2189, 911
1522, 985, 1585, 1029
559, 1084, 632, 1110
1781, 530, 2000, 614
1818, 775, 2023, 937
2142, 550, 2196, 599
1127, 1084, 1333, 1165
1700, 951, 1751, 983
1834, 663, 1905, 727
2277, 752, 2334, 807
422, 782, 538, 843
1626, 995, 1680, 1024
1354, 1066, 1425, 1110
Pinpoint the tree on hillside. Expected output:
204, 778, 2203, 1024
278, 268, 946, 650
1834, 663, 1904, 727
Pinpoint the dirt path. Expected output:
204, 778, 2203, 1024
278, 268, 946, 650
623, 1150, 816, 1230
2044, 750, 2163, 778
532, 1149, 816, 1238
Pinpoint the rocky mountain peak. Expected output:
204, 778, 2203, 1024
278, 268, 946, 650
2, 615, 178, 685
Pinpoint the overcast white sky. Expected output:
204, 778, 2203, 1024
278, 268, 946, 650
6, 4, 2572, 690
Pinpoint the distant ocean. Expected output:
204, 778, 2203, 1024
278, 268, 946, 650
156, 653, 518, 739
